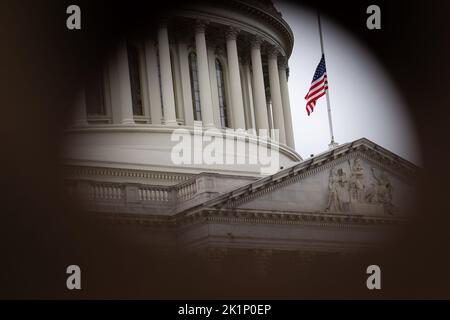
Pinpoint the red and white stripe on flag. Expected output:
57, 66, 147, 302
305, 73, 328, 116
305, 54, 328, 116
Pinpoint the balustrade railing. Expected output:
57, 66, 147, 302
69, 178, 199, 206
138, 186, 170, 202
89, 183, 123, 200
176, 180, 197, 201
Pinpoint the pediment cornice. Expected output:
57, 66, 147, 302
184, 138, 418, 212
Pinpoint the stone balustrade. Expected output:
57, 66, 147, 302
89, 183, 123, 201
66, 172, 254, 215
138, 186, 171, 202
176, 180, 198, 201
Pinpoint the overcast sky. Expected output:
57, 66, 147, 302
275, 1, 421, 165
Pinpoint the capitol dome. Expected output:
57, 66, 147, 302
65, 0, 301, 179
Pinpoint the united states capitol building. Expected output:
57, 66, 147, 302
63, 0, 417, 272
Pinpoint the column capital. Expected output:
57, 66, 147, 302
278, 56, 289, 70
268, 45, 281, 59
225, 26, 240, 41
250, 35, 263, 50
194, 19, 209, 34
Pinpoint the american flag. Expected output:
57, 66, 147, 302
305, 54, 328, 116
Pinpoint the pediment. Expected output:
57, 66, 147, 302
208, 138, 418, 217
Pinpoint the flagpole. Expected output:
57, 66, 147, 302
317, 12, 338, 148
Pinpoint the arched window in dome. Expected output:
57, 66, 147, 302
188, 52, 201, 121
85, 55, 112, 124
85, 65, 106, 116
215, 59, 229, 128
127, 42, 144, 116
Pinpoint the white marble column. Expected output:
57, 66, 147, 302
279, 61, 295, 149
177, 37, 194, 126
144, 39, 162, 124
109, 40, 134, 125
250, 37, 269, 134
194, 20, 215, 128
207, 46, 221, 128
242, 59, 256, 130
157, 23, 177, 126
225, 27, 246, 129
268, 48, 286, 144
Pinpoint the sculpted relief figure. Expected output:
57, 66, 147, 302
369, 167, 396, 215
324, 161, 397, 215
349, 158, 365, 203
325, 168, 349, 212
324, 160, 398, 215
365, 182, 378, 204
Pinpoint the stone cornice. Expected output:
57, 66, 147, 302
227, 149, 417, 209
230, 0, 294, 56
64, 165, 193, 182
171, 0, 294, 57
97, 207, 405, 230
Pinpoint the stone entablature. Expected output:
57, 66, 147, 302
96, 206, 403, 253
